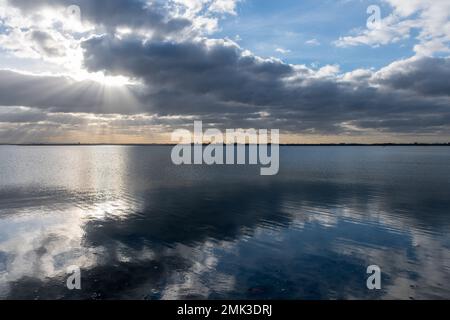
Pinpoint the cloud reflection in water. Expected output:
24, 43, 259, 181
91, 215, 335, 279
0, 146, 449, 299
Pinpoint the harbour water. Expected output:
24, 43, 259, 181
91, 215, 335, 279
0, 146, 449, 299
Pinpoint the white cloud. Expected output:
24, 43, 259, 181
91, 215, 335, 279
315, 64, 341, 78
0, 0, 242, 78
305, 38, 320, 46
275, 47, 291, 54
171, 0, 241, 33
209, 0, 241, 15
335, 0, 450, 56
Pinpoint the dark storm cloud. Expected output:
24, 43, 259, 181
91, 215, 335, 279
354, 115, 450, 133
374, 57, 450, 97
82, 36, 294, 107
1, 0, 449, 140
80, 35, 450, 133
7, 0, 191, 35
0, 107, 48, 123
0, 70, 145, 114
1, 36, 450, 135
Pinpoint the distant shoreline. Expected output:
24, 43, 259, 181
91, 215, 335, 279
1, 143, 450, 147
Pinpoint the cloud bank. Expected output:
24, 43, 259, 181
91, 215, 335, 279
0, 0, 449, 143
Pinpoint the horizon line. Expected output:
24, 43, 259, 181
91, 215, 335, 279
1, 143, 450, 147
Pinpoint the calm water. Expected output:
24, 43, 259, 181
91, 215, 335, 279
0, 146, 449, 300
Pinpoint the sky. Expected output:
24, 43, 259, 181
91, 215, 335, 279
0, 0, 449, 144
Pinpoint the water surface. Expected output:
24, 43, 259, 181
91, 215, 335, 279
0, 146, 449, 299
